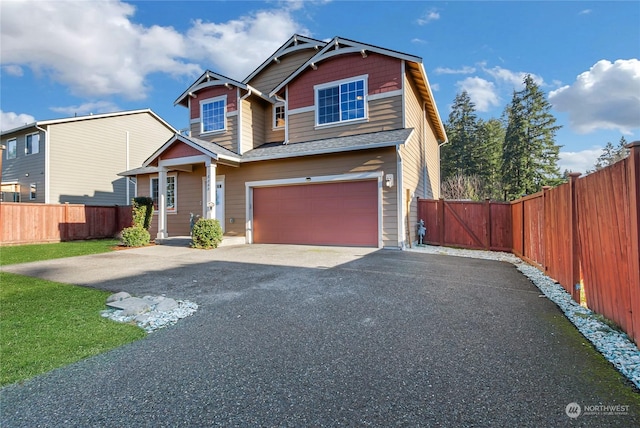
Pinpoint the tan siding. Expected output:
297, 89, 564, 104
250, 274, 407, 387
247, 50, 318, 94
241, 99, 253, 154
400, 72, 426, 242
241, 98, 267, 152
264, 105, 285, 144
217, 148, 399, 247
1, 130, 46, 203
48, 113, 174, 205
197, 115, 238, 153
287, 96, 403, 143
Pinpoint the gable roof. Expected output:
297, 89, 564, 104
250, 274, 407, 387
269, 36, 447, 143
174, 70, 272, 107
242, 34, 327, 85
0, 109, 176, 136
141, 133, 241, 168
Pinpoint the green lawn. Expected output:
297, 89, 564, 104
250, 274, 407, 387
0, 239, 120, 266
0, 239, 146, 386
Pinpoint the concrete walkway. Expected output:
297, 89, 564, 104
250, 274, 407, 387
1, 244, 639, 427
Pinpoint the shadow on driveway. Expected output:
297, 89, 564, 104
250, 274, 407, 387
1, 245, 639, 427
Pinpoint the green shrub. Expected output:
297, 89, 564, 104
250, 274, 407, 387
132, 197, 154, 229
191, 218, 223, 249
120, 226, 150, 247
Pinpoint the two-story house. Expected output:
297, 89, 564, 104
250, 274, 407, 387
120, 35, 447, 248
1, 109, 176, 205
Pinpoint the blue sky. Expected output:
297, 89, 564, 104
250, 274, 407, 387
1, 0, 639, 173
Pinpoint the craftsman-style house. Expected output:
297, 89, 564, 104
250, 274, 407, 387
121, 35, 447, 248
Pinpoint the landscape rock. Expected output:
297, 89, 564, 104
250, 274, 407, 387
106, 291, 131, 303
101, 292, 198, 333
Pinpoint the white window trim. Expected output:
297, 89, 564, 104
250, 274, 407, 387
273, 103, 285, 130
199, 95, 227, 135
151, 174, 178, 214
6, 138, 16, 159
314, 74, 368, 128
25, 132, 40, 156
29, 183, 37, 200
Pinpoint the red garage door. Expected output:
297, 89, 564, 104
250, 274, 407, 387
253, 180, 378, 246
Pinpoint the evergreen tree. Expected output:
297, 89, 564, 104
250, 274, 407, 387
441, 91, 482, 180
476, 118, 504, 199
594, 136, 629, 170
501, 75, 562, 200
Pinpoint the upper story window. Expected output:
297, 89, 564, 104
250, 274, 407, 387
25, 133, 40, 155
6, 139, 16, 159
200, 96, 226, 134
315, 75, 367, 126
273, 104, 285, 129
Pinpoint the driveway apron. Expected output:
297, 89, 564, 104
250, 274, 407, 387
1, 244, 638, 427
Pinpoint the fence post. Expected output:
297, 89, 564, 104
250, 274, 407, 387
484, 198, 491, 250
542, 186, 551, 275
63, 202, 69, 241
569, 173, 582, 303
438, 198, 445, 246
626, 141, 640, 344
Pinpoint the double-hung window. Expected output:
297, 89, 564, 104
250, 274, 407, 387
6, 139, 16, 159
316, 76, 367, 126
273, 103, 285, 129
200, 96, 226, 134
151, 175, 177, 212
25, 133, 40, 155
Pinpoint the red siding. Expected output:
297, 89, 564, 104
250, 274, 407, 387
190, 86, 237, 119
160, 142, 203, 161
288, 53, 402, 110
253, 181, 378, 246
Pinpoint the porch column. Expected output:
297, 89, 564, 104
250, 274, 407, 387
157, 166, 168, 240
205, 161, 217, 220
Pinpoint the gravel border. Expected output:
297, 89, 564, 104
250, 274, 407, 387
407, 244, 640, 389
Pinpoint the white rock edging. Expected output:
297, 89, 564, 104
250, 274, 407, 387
407, 244, 640, 390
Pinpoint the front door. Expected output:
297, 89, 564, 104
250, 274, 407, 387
202, 175, 225, 232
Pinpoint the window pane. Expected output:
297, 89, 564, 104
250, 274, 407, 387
166, 176, 175, 209
7, 140, 16, 159
202, 99, 225, 133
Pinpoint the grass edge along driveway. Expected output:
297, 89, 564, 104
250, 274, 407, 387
0, 239, 146, 386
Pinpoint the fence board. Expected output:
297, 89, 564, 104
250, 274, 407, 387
1, 203, 132, 245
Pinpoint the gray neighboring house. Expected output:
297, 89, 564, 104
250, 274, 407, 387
1, 109, 176, 205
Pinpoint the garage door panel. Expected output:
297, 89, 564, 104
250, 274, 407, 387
253, 180, 378, 246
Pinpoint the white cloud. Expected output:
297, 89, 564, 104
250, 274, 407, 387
0, 110, 36, 131
483, 66, 545, 89
456, 77, 500, 112
558, 147, 603, 173
0, 0, 307, 99
2, 64, 23, 76
186, 10, 307, 80
50, 101, 121, 116
417, 10, 440, 25
579, 9, 592, 15
434, 66, 476, 75
549, 59, 640, 134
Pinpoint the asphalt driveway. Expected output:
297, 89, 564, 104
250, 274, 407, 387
1, 244, 639, 427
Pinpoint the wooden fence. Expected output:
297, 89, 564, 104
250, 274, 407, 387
417, 141, 640, 344
1, 203, 133, 245
417, 199, 512, 251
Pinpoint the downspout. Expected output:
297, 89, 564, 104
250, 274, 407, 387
437, 138, 449, 199
35, 124, 49, 203
125, 131, 130, 205
422, 102, 428, 199
397, 146, 404, 248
